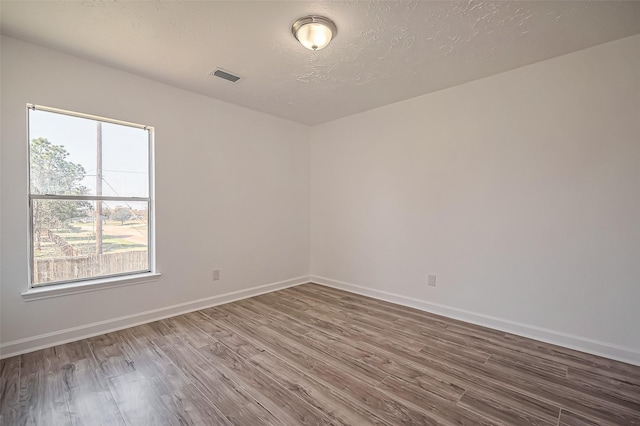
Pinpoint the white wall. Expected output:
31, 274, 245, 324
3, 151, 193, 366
310, 35, 640, 363
0, 36, 310, 354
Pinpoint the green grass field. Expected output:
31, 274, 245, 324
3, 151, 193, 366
34, 219, 148, 258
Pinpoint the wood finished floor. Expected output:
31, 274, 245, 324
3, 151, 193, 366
1, 283, 640, 425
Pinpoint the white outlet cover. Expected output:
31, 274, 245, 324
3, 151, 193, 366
428, 275, 437, 287
212, 270, 220, 281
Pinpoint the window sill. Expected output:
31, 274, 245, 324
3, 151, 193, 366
21, 272, 162, 302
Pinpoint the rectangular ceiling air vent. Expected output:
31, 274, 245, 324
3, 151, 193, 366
210, 68, 242, 83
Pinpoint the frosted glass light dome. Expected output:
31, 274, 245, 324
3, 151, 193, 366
292, 16, 337, 51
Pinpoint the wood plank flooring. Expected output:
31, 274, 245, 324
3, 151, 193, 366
1, 283, 639, 425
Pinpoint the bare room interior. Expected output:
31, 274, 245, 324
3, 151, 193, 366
1, 1, 639, 425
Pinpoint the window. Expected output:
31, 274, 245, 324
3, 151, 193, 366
28, 105, 154, 287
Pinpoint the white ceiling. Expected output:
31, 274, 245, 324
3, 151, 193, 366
2, 1, 640, 126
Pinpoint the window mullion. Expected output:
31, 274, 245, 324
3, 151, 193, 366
30, 194, 149, 202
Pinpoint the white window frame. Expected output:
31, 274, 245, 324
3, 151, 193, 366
24, 104, 158, 297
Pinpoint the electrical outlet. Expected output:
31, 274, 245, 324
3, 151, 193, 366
212, 269, 220, 281
427, 274, 437, 287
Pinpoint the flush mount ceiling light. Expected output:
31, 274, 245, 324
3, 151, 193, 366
291, 15, 337, 50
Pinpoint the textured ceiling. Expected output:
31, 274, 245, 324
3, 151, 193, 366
2, 1, 640, 126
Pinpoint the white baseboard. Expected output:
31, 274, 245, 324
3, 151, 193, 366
5, 274, 638, 367
0, 275, 310, 359
310, 275, 640, 367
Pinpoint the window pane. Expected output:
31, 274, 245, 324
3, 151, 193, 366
101, 122, 149, 197
32, 199, 149, 285
29, 110, 96, 196
29, 109, 149, 197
